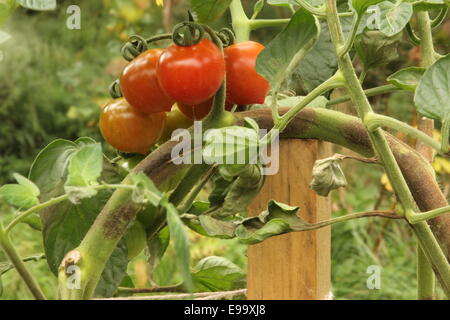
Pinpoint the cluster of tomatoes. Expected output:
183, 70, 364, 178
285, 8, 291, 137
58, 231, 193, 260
100, 35, 269, 155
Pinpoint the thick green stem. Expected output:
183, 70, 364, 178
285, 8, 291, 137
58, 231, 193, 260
417, 11, 436, 68
169, 164, 211, 207
0, 223, 46, 300
418, 247, 436, 300
416, 9, 437, 300
365, 113, 441, 154
326, 0, 450, 298
230, 0, 250, 42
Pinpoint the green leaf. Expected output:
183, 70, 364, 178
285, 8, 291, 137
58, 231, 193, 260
377, 1, 413, 37
203, 126, 259, 166
65, 143, 102, 188
13, 173, 40, 197
350, 0, 384, 15
414, 54, 450, 121
190, 0, 232, 23
208, 175, 233, 207
29, 138, 95, 201
387, 67, 425, 91
256, 8, 320, 92
198, 215, 237, 238
130, 172, 162, 206
189, 200, 211, 215
192, 256, 245, 292
209, 165, 263, 219
64, 143, 103, 204
404, 0, 448, 11
94, 240, 128, 297
0, 173, 41, 209
296, 5, 353, 92
235, 200, 305, 244
17, 0, 56, 11
148, 226, 170, 273
30, 138, 127, 297
42, 190, 128, 297
252, 0, 265, 18
354, 30, 402, 70
0, 184, 39, 209
164, 200, 193, 291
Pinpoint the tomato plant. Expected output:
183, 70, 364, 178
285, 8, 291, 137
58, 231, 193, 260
120, 48, 174, 114
157, 39, 225, 105
99, 98, 166, 155
1, 0, 450, 302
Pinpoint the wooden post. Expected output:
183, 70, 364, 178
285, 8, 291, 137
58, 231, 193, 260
247, 140, 331, 300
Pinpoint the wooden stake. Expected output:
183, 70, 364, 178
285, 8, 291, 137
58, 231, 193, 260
247, 140, 331, 300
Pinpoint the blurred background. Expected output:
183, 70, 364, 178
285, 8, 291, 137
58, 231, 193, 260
0, 0, 449, 299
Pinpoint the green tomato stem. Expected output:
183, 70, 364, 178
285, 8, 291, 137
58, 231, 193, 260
405, 23, 421, 46
408, 206, 450, 224
417, 248, 435, 299
249, 19, 290, 30
431, 7, 448, 29
5, 194, 68, 234
326, 84, 400, 107
338, 13, 362, 58
275, 71, 345, 132
440, 114, 450, 154
365, 113, 441, 154
5, 184, 136, 234
326, 0, 450, 298
230, 0, 251, 42
416, 10, 439, 300
169, 164, 211, 207
0, 223, 46, 300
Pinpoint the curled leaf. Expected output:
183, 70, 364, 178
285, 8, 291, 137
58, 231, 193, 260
310, 155, 347, 196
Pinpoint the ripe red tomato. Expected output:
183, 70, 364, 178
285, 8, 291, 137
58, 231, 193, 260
224, 41, 270, 105
120, 49, 174, 113
100, 98, 166, 155
157, 39, 225, 105
178, 98, 233, 120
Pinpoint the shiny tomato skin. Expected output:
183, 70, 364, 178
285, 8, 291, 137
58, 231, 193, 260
157, 39, 225, 105
224, 41, 270, 105
178, 98, 233, 120
100, 98, 166, 155
120, 49, 174, 113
